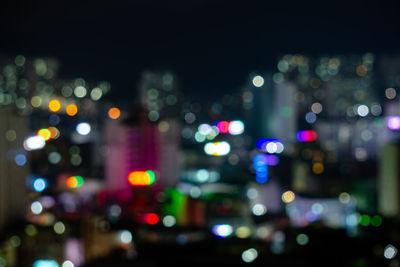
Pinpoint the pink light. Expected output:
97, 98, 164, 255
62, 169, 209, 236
296, 130, 317, 142
216, 121, 230, 133
387, 116, 400, 130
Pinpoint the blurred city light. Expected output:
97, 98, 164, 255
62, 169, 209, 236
387, 116, 400, 130
76, 123, 91, 135
296, 130, 317, 142
127, 170, 156, 186
212, 224, 233, 238
33, 260, 59, 267
24, 135, 46, 151
204, 141, 230, 156
241, 248, 258, 263
33, 178, 47, 192
66, 176, 84, 189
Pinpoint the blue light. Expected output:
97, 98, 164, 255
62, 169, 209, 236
305, 112, 317, 124
15, 154, 27, 166
33, 178, 47, 192
33, 260, 59, 267
49, 114, 60, 126
253, 155, 268, 184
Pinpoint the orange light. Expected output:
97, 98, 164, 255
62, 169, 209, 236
66, 176, 78, 188
127, 170, 155, 186
48, 99, 61, 112
37, 128, 51, 141
48, 127, 60, 139
108, 107, 121, 119
66, 104, 78, 116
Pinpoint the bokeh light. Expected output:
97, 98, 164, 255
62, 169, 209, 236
66, 104, 78, 116
108, 107, 121, 119
241, 248, 258, 263
212, 224, 233, 238
37, 128, 52, 141
48, 99, 61, 112
76, 123, 91, 135
282, 190, 295, 203
66, 176, 84, 189
128, 170, 156, 186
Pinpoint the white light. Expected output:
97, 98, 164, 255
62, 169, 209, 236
190, 186, 202, 198
119, 230, 132, 244
198, 124, 212, 135
24, 135, 45, 151
76, 123, 91, 135
252, 204, 267, 216
266, 142, 277, 153
196, 169, 209, 182
204, 141, 230, 156
212, 224, 233, 237
357, 105, 369, 117
242, 248, 258, 263
228, 120, 245, 135
74, 86, 87, 98
384, 244, 398, 259
62, 260, 74, 267
162, 215, 176, 227
246, 188, 258, 200
275, 142, 284, 153
31, 201, 43, 215
252, 75, 264, 87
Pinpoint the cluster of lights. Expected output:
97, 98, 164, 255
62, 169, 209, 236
296, 130, 317, 142
194, 124, 219, 142
253, 155, 269, 184
127, 170, 156, 186
204, 141, 231, 156
24, 135, 46, 151
256, 139, 284, 153
215, 120, 245, 135
66, 176, 84, 189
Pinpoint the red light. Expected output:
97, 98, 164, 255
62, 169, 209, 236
146, 213, 159, 225
216, 121, 230, 133
296, 130, 317, 142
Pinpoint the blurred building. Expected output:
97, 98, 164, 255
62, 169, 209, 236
104, 107, 180, 198
0, 107, 29, 230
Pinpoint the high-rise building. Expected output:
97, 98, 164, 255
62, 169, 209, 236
0, 107, 29, 230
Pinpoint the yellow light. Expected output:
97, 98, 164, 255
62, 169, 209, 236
48, 99, 61, 112
66, 104, 78, 116
37, 128, 51, 141
282, 190, 295, 203
108, 107, 121, 119
312, 162, 324, 174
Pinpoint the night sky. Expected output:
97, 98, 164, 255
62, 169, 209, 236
1, 0, 400, 101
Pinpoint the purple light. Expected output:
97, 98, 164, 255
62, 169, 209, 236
387, 116, 400, 130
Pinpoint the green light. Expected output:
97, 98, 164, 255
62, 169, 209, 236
359, 214, 370, 226
146, 170, 156, 185
74, 176, 84, 187
371, 215, 382, 227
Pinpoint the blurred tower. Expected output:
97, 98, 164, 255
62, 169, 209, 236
104, 107, 180, 196
378, 143, 400, 217
0, 107, 29, 230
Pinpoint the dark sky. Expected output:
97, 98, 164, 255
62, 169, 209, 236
1, 0, 400, 101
